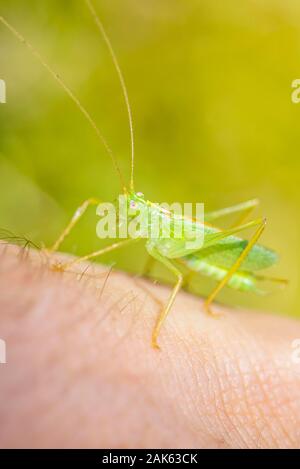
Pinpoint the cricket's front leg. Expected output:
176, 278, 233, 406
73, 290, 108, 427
46, 196, 137, 272
146, 243, 183, 349
43, 198, 101, 270
50, 198, 102, 254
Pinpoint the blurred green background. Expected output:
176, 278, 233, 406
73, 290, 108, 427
0, 0, 299, 317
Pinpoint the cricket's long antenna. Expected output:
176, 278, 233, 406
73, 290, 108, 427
0, 14, 126, 190
85, 0, 135, 192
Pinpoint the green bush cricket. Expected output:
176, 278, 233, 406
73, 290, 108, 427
0, 0, 285, 349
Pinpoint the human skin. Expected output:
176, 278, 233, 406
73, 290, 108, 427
0, 242, 300, 449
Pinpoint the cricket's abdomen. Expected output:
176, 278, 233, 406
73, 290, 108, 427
181, 255, 259, 292
198, 229, 278, 271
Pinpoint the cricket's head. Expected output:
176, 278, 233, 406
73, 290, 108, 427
114, 191, 149, 236
128, 191, 147, 210
126, 191, 147, 213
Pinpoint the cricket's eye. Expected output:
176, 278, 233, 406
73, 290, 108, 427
130, 200, 137, 209
136, 191, 144, 197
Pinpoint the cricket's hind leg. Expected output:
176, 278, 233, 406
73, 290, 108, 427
205, 198, 260, 227
203, 218, 267, 316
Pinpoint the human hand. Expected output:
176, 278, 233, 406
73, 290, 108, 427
0, 243, 299, 448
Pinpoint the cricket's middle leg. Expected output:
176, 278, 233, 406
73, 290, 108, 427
146, 245, 183, 349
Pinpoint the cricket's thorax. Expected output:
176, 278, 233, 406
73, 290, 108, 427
128, 190, 201, 224
126, 191, 183, 231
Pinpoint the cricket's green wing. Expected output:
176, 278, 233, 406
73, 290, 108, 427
184, 233, 278, 272
149, 209, 278, 271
